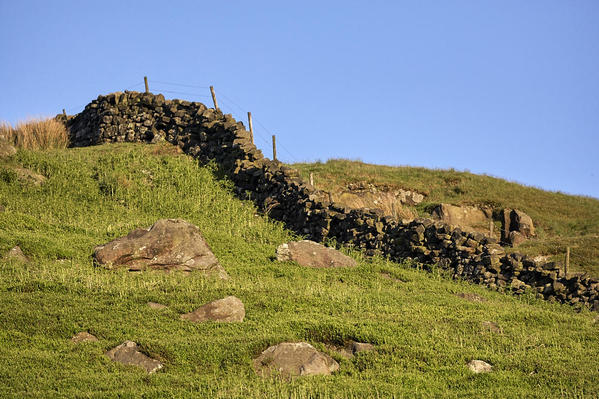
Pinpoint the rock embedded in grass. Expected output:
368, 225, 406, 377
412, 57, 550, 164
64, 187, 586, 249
467, 359, 493, 373
105, 341, 163, 374
253, 342, 339, 378
147, 302, 167, 310
481, 321, 502, 334
0, 140, 16, 158
180, 296, 245, 323
6, 246, 28, 262
93, 218, 229, 278
456, 292, 486, 302
71, 332, 98, 343
276, 240, 356, 268
351, 341, 375, 354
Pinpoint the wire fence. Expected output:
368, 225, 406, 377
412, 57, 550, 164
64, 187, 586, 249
61, 78, 301, 162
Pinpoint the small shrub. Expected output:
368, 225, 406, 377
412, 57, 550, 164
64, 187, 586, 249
0, 118, 69, 150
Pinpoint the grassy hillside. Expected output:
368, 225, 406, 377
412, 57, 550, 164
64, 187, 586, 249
293, 159, 599, 277
1, 144, 598, 398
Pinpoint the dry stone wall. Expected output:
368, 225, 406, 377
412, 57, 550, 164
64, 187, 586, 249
62, 91, 599, 311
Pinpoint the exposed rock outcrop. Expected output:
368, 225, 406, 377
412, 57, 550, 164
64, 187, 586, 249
276, 240, 357, 268
501, 209, 535, 246
431, 203, 492, 234
93, 218, 228, 278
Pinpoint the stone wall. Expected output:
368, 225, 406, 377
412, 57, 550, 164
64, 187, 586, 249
62, 91, 599, 311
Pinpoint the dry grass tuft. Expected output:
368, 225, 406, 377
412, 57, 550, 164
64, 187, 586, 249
0, 118, 69, 150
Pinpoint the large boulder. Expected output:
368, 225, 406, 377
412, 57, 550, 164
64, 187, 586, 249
105, 341, 163, 373
253, 342, 339, 377
93, 219, 228, 278
180, 296, 245, 323
501, 209, 535, 246
276, 240, 357, 268
431, 204, 492, 234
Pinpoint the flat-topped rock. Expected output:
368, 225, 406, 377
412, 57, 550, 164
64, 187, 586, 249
71, 332, 98, 343
105, 341, 163, 373
456, 292, 486, 302
253, 342, 339, 378
93, 219, 228, 278
147, 302, 167, 310
181, 296, 245, 323
276, 240, 356, 268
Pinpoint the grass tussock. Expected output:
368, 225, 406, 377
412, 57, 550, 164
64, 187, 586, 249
0, 117, 69, 150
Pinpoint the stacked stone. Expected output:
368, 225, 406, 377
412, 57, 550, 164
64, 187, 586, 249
61, 91, 599, 311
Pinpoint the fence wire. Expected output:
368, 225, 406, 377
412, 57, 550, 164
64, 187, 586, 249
61, 79, 301, 162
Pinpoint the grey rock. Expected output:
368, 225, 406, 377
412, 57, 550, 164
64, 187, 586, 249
481, 321, 502, 334
6, 246, 28, 262
105, 341, 163, 373
93, 219, 228, 278
456, 292, 486, 302
181, 296, 245, 323
351, 341, 375, 354
71, 332, 98, 343
0, 140, 16, 157
147, 302, 167, 310
253, 342, 339, 377
467, 359, 492, 373
276, 240, 356, 268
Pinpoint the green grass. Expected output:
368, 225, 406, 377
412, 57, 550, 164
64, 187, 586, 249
293, 159, 599, 276
0, 144, 598, 398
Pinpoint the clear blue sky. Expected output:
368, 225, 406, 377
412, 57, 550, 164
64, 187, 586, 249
1, 1, 598, 198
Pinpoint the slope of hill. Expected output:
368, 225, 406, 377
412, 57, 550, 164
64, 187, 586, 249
1, 144, 598, 398
293, 159, 599, 277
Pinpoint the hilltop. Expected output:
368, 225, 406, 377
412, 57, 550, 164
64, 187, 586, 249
293, 159, 599, 277
1, 143, 598, 398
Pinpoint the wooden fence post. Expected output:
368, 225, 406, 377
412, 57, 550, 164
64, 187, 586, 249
272, 135, 277, 161
144, 76, 149, 93
247, 112, 254, 144
210, 86, 219, 111
565, 247, 570, 277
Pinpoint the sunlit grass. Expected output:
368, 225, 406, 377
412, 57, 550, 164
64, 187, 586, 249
0, 144, 597, 398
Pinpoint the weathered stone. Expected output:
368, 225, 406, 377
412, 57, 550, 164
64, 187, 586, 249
147, 302, 167, 310
276, 240, 357, 268
93, 219, 228, 278
431, 204, 492, 234
105, 341, 163, 373
481, 321, 502, 334
467, 359, 492, 373
181, 296, 245, 323
253, 342, 339, 377
6, 246, 28, 262
502, 209, 535, 245
71, 332, 98, 343
351, 341, 375, 354
14, 167, 46, 186
0, 140, 16, 157
456, 292, 486, 302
